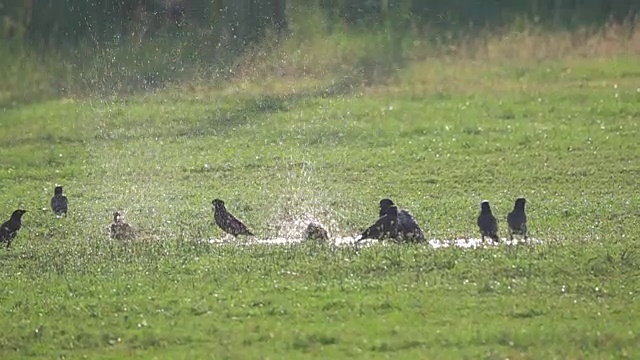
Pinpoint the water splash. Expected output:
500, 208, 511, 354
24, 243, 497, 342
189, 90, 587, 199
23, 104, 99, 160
205, 236, 542, 248
263, 158, 342, 239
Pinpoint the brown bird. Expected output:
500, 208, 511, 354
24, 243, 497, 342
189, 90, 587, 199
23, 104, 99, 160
477, 200, 499, 243
109, 211, 135, 240
50, 186, 68, 216
0, 210, 27, 249
379, 198, 425, 242
304, 222, 329, 241
212, 199, 254, 238
357, 205, 399, 243
507, 197, 528, 241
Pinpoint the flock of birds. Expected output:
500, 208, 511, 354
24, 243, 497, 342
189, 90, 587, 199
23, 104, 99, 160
0, 185, 529, 248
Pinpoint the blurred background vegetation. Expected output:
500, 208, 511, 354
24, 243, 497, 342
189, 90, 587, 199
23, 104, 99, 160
1, 0, 639, 106
2, 0, 638, 43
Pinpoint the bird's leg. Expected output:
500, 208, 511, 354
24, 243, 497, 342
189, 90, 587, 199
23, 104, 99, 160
509, 230, 514, 241
353, 241, 362, 252
481, 234, 486, 243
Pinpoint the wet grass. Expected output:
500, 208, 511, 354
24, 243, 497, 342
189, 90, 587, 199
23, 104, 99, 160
1, 49, 640, 358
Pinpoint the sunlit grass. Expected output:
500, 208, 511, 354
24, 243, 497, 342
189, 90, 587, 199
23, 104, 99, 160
1, 12, 640, 359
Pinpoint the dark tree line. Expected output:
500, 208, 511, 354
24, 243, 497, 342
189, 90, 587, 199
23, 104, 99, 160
1, 0, 638, 46
0, 0, 286, 45
321, 0, 639, 27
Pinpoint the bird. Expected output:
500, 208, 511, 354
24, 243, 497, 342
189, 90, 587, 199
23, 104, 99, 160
0, 210, 27, 249
379, 198, 425, 242
304, 222, 329, 242
50, 186, 68, 216
212, 199, 254, 238
477, 200, 499, 243
507, 197, 528, 241
109, 211, 135, 240
357, 205, 399, 243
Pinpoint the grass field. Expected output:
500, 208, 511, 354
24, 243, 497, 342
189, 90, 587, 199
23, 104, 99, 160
1, 18, 640, 358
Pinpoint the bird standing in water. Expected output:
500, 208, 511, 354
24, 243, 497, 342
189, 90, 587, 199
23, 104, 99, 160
212, 199, 254, 238
507, 197, 528, 241
110, 211, 135, 240
357, 205, 399, 243
304, 222, 329, 242
50, 186, 68, 217
379, 198, 425, 242
0, 209, 27, 249
477, 200, 499, 243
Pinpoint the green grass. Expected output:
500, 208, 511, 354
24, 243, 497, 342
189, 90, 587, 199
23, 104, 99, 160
1, 24, 640, 358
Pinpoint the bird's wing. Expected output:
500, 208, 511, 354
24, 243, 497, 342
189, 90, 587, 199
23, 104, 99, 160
478, 214, 497, 233
109, 223, 120, 237
228, 214, 251, 234
491, 215, 499, 232
360, 225, 378, 240
399, 210, 422, 230
361, 215, 385, 240
397, 210, 423, 240
507, 211, 516, 228
2, 220, 17, 232
51, 196, 68, 212
111, 222, 134, 239
0, 223, 10, 240
306, 224, 328, 240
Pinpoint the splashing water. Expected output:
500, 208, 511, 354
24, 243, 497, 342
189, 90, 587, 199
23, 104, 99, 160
262, 158, 342, 239
206, 235, 543, 248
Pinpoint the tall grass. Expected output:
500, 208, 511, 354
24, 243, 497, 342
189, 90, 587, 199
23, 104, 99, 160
2, 4, 640, 108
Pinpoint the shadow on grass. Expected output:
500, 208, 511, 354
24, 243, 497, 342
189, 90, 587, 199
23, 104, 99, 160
172, 75, 364, 139
83, 72, 370, 144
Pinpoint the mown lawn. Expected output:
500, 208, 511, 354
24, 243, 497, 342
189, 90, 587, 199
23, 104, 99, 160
0, 53, 639, 358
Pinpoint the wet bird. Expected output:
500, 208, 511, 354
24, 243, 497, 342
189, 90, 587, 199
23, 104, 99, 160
212, 199, 254, 238
304, 222, 329, 242
357, 205, 399, 243
109, 211, 135, 240
477, 200, 499, 243
507, 197, 528, 241
50, 186, 68, 216
0, 210, 27, 249
379, 198, 425, 242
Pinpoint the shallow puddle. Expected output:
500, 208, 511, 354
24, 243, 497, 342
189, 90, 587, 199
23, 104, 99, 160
205, 236, 540, 248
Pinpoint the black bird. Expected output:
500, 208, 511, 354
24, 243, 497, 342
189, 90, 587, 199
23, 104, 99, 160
212, 199, 254, 238
0, 210, 27, 249
507, 197, 528, 241
357, 205, 399, 243
110, 211, 135, 240
304, 222, 329, 242
50, 186, 68, 216
477, 200, 499, 243
379, 198, 425, 242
